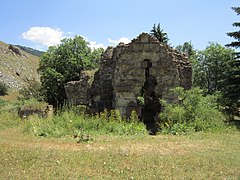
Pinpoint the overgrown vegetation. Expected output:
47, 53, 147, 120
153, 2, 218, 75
0, 99, 239, 179
0, 115, 239, 179
176, 40, 238, 121
1, 10, 239, 136
159, 87, 227, 134
1, 6, 240, 180
23, 109, 147, 138
0, 103, 21, 130
18, 98, 48, 111
19, 78, 43, 100
0, 81, 8, 96
0, 99, 147, 137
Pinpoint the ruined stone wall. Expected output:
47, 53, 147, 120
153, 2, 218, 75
64, 71, 93, 105
112, 33, 191, 117
89, 47, 115, 112
65, 33, 192, 119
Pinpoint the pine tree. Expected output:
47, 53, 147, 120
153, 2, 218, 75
226, 7, 240, 48
223, 7, 240, 119
150, 23, 169, 44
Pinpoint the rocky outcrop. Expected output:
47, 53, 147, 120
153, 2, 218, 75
8, 45, 22, 56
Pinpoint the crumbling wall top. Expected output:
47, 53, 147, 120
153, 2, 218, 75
131, 33, 159, 43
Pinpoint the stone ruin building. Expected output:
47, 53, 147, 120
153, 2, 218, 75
65, 33, 192, 131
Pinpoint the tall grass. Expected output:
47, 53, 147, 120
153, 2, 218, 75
0, 113, 21, 130
23, 109, 147, 138
0, 99, 147, 137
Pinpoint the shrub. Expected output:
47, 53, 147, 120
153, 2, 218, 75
0, 81, 8, 96
19, 78, 43, 100
159, 87, 226, 134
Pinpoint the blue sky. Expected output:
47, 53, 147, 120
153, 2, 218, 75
0, 0, 239, 51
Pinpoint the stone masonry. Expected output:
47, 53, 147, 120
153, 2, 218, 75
65, 33, 192, 124
65, 71, 93, 105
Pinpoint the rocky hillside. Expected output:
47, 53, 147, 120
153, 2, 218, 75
0, 41, 40, 91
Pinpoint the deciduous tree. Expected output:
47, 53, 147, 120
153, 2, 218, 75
176, 42, 195, 57
192, 43, 234, 94
38, 36, 103, 107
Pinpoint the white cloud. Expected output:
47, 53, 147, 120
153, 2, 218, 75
82, 36, 106, 50
108, 37, 131, 45
22, 26, 125, 50
89, 41, 105, 49
22, 27, 65, 47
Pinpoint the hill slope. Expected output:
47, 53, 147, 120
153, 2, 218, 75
15, 45, 44, 57
0, 41, 40, 91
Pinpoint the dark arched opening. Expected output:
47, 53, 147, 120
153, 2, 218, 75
141, 59, 161, 135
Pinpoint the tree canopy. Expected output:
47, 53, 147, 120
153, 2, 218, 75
38, 36, 104, 107
191, 43, 234, 94
222, 7, 240, 118
176, 42, 195, 57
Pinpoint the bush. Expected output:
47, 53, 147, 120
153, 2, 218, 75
0, 81, 8, 96
159, 87, 226, 134
19, 78, 43, 100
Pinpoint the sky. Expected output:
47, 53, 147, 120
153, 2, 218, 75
0, 0, 239, 51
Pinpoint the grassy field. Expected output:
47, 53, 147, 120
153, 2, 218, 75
0, 121, 239, 179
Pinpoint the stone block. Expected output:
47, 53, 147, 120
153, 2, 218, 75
66, 33, 192, 120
